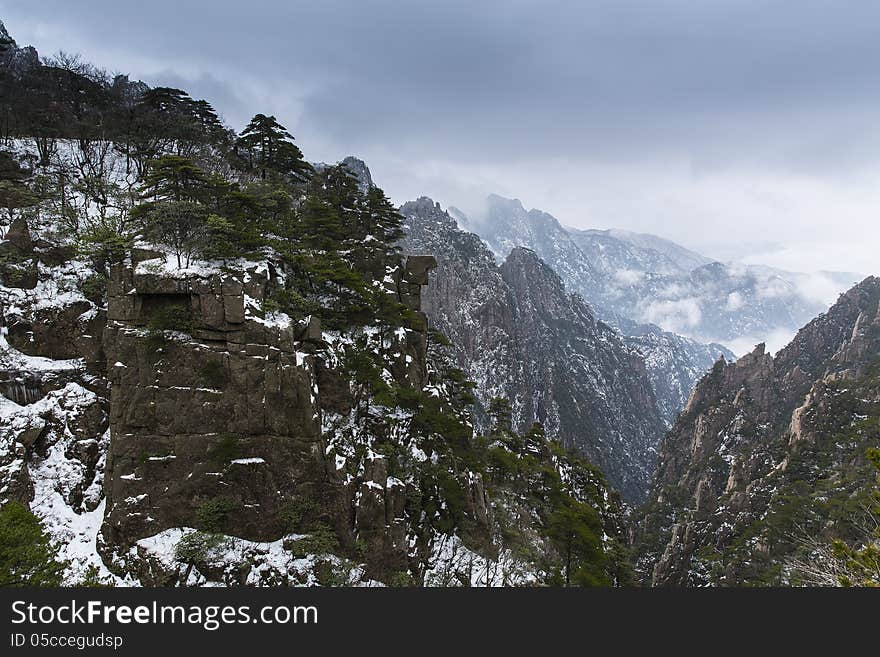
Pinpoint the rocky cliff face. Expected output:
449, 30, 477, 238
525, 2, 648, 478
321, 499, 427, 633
101, 259, 324, 549
401, 197, 666, 502
619, 322, 734, 426
636, 276, 880, 585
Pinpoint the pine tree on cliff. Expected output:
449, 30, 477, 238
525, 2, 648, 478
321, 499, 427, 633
189, 99, 227, 142
489, 397, 513, 433
299, 164, 361, 250
236, 114, 312, 181
360, 186, 405, 259
831, 448, 880, 586
128, 87, 190, 164
139, 155, 209, 203
267, 164, 410, 328
292, 165, 371, 324
140, 86, 192, 114
545, 497, 604, 587
133, 156, 211, 268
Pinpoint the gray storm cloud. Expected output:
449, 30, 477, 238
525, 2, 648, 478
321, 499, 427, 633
5, 0, 880, 274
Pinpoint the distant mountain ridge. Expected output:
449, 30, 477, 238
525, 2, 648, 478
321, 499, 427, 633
455, 194, 860, 351
569, 226, 713, 274
445, 195, 735, 427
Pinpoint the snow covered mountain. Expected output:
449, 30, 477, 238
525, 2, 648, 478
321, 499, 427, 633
451, 196, 734, 423
456, 194, 859, 352
590, 228, 713, 273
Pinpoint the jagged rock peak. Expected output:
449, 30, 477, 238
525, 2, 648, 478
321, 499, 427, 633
311, 156, 373, 193
399, 197, 459, 228
705, 276, 880, 381
340, 156, 373, 191
0, 24, 40, 70
487, 193, 525, 210
503, 245, 541, 266
401, 196, 442, 213
486, 194, 568, 231
502, 246, 569, 294
837, 275, 880, 319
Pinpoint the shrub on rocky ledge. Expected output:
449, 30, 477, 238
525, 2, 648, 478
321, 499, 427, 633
0, 502, 67, 586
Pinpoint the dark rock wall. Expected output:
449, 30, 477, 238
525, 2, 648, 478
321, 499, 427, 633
100, 255, 437, 580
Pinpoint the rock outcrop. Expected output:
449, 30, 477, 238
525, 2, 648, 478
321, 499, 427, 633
101, 260, 324, 548
99, 254, 437, 580
0, 20, 39, 73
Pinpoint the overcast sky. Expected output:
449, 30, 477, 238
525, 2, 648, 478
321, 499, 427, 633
4, 0, 880, 275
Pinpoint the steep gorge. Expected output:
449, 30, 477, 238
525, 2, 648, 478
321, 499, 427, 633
402, 197, 665, 503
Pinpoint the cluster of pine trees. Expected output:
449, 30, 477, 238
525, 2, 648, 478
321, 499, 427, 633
476, 398, 632, 586
1, 46, 410, 331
